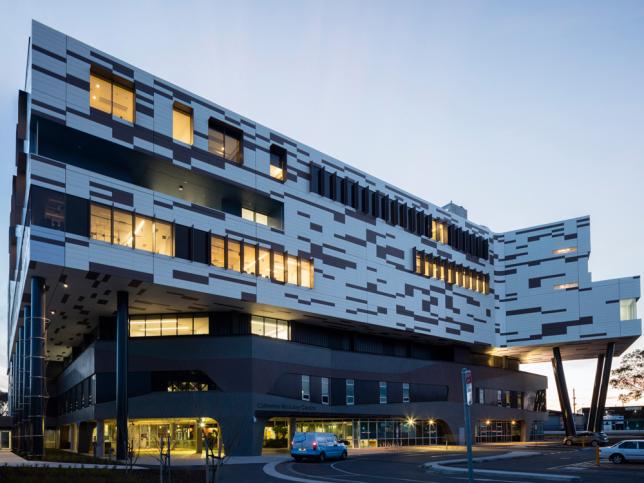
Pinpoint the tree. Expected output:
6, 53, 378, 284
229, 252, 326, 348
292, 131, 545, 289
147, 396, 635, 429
610, 349, 644, 403
0, 391, 8, 417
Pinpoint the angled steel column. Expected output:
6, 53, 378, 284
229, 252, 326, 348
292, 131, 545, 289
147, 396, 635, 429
593, 342, 615, 433
29, 277, 46, 458
586, 354, 604, 431
116, 291, 129, 460
551, 347, 576, 436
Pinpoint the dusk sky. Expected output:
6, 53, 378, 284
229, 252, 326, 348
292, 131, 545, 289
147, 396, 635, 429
1, 0, 642, 411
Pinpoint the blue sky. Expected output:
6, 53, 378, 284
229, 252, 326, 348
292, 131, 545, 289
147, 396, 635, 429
0, 0, 642, 410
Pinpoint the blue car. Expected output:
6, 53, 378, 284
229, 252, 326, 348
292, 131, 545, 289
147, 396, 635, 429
291, 432, 348, 462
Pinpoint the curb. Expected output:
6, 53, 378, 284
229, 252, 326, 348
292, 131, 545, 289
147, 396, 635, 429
424, 451, 581, 482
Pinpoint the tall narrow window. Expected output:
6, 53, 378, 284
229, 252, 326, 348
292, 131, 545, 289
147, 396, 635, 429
227, 239, 241, 272
276, 319, 289, 340
346, 379, 354, 405
264, 318, 278, 338
273, 251, 285, 283
154, 221, 173, 256
90, 204, 112, 243
402, 383, 410, 403
211, 235, 225, 268
270, 145, 286, 181
112, 83, 134, 122
379, 382, 387, 404
287, 255, 299, 285
321, 377, 329, 405
133, 215, 154, 252
90, 74, 112, 114
300, 259, 313, 288
301, 375, 310, 401
258, 247, 271, 278
173, 103, 193, 145
208, 118, 243, 163
243, 243, 257, 275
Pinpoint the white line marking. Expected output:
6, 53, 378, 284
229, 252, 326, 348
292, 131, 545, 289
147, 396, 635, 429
329, 460, 438, 482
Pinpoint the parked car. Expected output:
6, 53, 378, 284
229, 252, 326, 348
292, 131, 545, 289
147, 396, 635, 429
291, 432, 348, 462
562, 431, 609, 446
600, 440, 644, 464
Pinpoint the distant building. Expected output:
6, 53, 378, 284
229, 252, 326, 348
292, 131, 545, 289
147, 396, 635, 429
581, 406, 644, 431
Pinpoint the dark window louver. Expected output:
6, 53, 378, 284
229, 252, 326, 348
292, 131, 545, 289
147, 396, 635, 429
308, 163, 490, 260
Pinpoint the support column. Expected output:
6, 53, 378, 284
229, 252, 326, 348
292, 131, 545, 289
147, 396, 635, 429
593, 342, 615, 432
19, 307, 30, 454
586, 354, 604, 431
288, 417, 296, 450
15, 323, 23, 452
29, 277, 46, 458
195, 420, 203, 454
551, 347, 576, 437
95, 420, 105, 458
116, 291, 129, 460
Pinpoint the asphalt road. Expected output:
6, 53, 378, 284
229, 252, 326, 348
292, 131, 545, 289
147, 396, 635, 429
214, 444, 644, 483
262, 445, 644, 483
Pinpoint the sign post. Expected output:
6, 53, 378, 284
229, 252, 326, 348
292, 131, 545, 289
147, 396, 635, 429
461, 368, 474, 483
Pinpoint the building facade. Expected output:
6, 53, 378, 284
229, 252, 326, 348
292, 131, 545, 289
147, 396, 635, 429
7, 22, 641, 457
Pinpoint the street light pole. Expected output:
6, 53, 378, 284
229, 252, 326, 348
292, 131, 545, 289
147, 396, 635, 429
461, 368, 474, 483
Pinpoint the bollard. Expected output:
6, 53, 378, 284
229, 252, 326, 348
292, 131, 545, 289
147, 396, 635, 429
595, 446, 600, 466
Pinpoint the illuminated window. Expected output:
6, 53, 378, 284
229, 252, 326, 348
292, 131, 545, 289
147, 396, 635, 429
173, 104, 193, 145
258, 247, 271, 278
211, 235, 225, 268
89, 73, 134, 122
554, 282, 578, 290
270, 145, 286, 181
161, 315, 177, 336
113, 209, 133, 247
553, 247, 577, 255
90, 203, 112, 243
154, 220, 173, 256
620, 299, 637, 321
112, 84, 134, 122
300, 259, 313, 288
243, 243, 257, 275
90, 74, 112, 113
227, 239, 241, 272
208, 118, 243, 163
177, 315, 193, 336
287, 255, 299, 285
129, 313, 209, 337
276, 319, 288, 340
415, 252, 422, 274
251, 315, 289, 340
193, 316, 209, 335
273, 251, 285, 283
251, 316, 265, 336
129, 316, 145, 337
134, 215, 154, 252
146, 317, 161, 337
241, 207, 269, 226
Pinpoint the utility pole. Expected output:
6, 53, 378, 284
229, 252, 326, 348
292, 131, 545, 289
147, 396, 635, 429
573, 388, 577, 414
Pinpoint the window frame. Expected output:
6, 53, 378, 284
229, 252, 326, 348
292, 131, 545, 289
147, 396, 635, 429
208, 117, 244, 164
321, 377, 329, 405
301, 375, 310, 401
346, 379, 355, 405
172, 102, 194, 145
89, 70, 135, 123
379, 381, 387, 404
